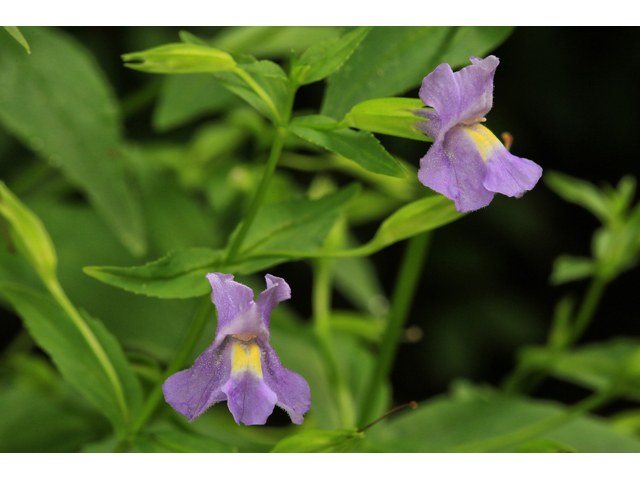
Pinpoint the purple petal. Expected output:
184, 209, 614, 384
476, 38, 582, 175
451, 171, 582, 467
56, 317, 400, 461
414, 108, 441, 139
256, 274, 291, 329
419, 56, 499, 134
462, 124, 543, 197
162, 340, 232, 422
222, 373, 277, 426
206, 273, 255, 332
418, 128, 494, 212
258, 338, 311, 425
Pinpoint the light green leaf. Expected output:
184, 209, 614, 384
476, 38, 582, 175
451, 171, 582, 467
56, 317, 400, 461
0, 181, 57, 282
366, 383, 640, 452
362, 194, 464, 253
84, 248, 224, 299
295, 26, 372, 85
0, 282, 143, 436
235, 184, 361, 257
322, 26, 515, 119
153, 74, 236, 131
545, 171, 611, 224
3, 26, 30, 53
237, 59, 287, 79
344, 97, 430, 141
271, 429, 364, 453
289, 121, 406, 178
122, 43, 236, 74
0, 26, 146, 256
330, 311, 384, 342
513, 438, 577, 453
550, 255, 595, 285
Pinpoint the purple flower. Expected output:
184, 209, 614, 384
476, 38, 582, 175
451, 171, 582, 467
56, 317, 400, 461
162, 273, 311, 426
416, 56, 542, 212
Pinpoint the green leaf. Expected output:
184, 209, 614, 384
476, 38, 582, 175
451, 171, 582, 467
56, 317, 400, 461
366, 383, 640, 452
236, 184, 361, 257
550, 255, 595, 285
271, 429, 364, 452
84, 248, 224, 299
322, 26, 515, 119
0, 383, 107, 452
0, 181, 57, 282
237, 59, 287, 79
344, 97, 430, 141
144, 430, 237, 453
522, 339, 640, 401
3, 26, 30, 53
122, 43, 236, 74
0, 282, 143, 436
329, 311, 384, 342
295, 26, 372, 85
545, 171, 611, 224
289, 121, 406, 178
513, 438, 577, 453
362, 194, 464, 253
0, 26, 146, 256
153, 74, 236, 131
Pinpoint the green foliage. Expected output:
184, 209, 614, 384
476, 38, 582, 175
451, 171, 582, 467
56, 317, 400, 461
0, 182, 57, 282
271, 428, 364, 452
0, 26, 146, 256
0, 282, 143, 436
293, 27, 372, 85
2, 26, 30, 53
122, 43, 237, 74
289, 118, 406, 178
344, 97, 430, 141
365, 383, 640, 453
513, 438, 577, 453
322, 26, 515, 119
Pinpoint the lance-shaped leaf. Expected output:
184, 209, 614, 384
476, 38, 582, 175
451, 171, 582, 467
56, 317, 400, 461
3, 26, 30, 53
0, 27, 146, 256
550, 255, 595, 285
294, 26, 372, 85
344, 97, 430, 142
122, 43, 236, 74
271, 429, 364, 453
289, 117, 406, 178
84, 248, 225, 299
322, 26, 515, 119
0, 282, 143, 437
0, 181, 57, 282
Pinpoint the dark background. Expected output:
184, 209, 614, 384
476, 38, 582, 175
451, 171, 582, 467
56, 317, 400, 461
2, 27, 639, 413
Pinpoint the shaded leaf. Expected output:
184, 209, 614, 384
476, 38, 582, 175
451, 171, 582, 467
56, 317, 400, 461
513, 438, 577, 453
550, 255, 595, 285
545, 171, 611, 224
0, 26, 146, 255
0, 282, 143, 436
322, 26, 515, 119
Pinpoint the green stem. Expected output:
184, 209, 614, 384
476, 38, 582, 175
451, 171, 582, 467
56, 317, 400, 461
45, 278, 130, 426
129, 296, 214, 438
225, 127, 287, 262
313, 257, 356, 428
358, 232, 431, 427
451, 389, 616, 452
569, 276, 607, 345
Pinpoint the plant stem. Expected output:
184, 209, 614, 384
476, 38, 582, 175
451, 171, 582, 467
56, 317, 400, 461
129, 296, 214, 438
358, 231, 431, 427
313, 256, 356, 428
569, 276, 607, 344
450, 389, 616, 452
225, 127, 287, 262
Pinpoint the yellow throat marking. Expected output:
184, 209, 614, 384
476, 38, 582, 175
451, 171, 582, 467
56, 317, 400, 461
463, 124, 501, 162
231, 340, 263, 377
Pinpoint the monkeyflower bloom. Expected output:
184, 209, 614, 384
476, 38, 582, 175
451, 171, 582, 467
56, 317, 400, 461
416, 56, 542, 212
162, 273, 311, 425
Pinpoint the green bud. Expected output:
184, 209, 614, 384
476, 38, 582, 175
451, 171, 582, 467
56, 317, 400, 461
122, 43, 236, 74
